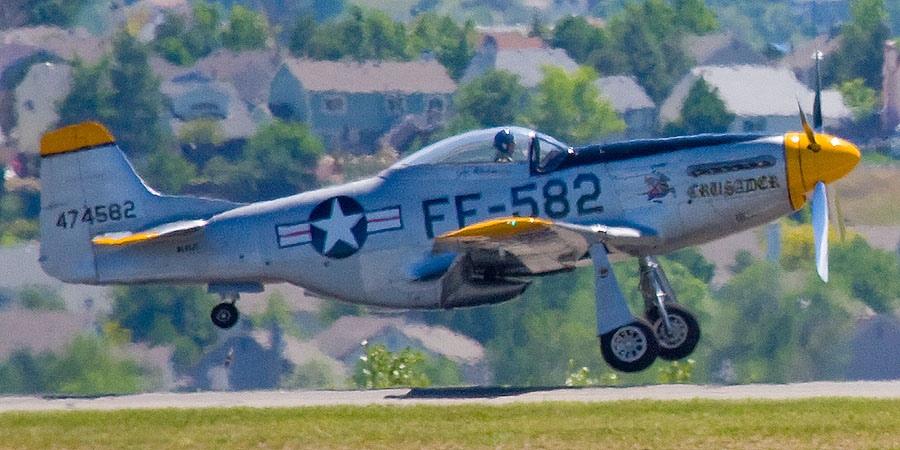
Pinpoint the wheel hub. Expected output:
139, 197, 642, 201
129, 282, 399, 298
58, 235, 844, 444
610, 325, 648, 362
655, 315, 688, 349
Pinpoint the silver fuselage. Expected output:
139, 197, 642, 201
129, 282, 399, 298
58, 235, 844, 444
90, 135, 791, 308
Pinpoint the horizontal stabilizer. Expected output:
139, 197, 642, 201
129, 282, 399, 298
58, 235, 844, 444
92, 219, 207, 246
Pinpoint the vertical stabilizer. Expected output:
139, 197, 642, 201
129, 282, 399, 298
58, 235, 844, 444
39, 122, 238, 283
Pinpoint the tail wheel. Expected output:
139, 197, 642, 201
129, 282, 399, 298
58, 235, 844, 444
652, 304, 700, 361
211, 302, 239, 329
600, 319, 659, 372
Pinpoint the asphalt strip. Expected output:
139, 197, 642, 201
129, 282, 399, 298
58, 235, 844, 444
1, 381, 899, 412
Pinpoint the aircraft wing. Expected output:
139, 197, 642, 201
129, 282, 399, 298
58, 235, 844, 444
91, 219, 207, 246
431, 217, 656, 277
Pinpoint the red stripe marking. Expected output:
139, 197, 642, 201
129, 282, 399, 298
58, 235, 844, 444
281, 230, 310, 238
368, 216, 400, 223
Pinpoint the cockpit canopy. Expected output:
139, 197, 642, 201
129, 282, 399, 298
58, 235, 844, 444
388, 126, 571, 172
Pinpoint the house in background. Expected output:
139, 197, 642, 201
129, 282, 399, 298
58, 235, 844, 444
0, 26, 109, 65
461, 31, 579, 89
269, 58, 456, 153
161, 71, 258, 147
594, 75, 656, 139
11, 62, 72, 155
659, 65, 851, 134
0, 43, 46, 145
685, 32, 766, 67
778, 34, 841, 87
192, 49, 281, 110
314, 316, 491, 385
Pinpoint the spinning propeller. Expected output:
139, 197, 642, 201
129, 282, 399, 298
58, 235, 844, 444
791, 54, 859, 282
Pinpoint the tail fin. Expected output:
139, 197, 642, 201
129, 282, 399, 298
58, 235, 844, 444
39, 122, 238, 283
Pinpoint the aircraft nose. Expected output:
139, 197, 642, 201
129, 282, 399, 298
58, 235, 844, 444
784, 132, 861, 209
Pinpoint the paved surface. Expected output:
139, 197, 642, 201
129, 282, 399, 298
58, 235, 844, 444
2, 381, 900, 412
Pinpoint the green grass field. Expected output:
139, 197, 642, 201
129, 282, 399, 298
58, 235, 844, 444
2, 398, 899, 449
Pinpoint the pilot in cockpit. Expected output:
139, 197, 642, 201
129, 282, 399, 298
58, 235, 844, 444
493, 129, 515, 162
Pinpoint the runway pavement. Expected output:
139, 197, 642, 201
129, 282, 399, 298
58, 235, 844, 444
2, 381, 900, 412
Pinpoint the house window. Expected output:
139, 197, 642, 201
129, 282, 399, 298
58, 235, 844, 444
385, 94, 405, 115
322, 95, 347, 115
427, 97, 445, 113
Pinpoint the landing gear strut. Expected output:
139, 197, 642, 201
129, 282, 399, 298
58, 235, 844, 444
639, 256, 700, 360
591, 244, 659, 372
211, 293, 239, 329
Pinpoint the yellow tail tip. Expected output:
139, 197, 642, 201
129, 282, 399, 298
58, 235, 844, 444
40, 122, 115, 157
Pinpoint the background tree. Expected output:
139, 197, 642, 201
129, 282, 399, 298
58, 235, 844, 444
51, 335, 143, 395
221, 5, 269, 51
410, 13, 477, 80
550, 15, 606, 63
110, 286, 218, 370
838, 78, 880, 122
521, 65, 624, 145
454, 70, 527, 127
108, 31, 167, 157
288, 13, 318, 57
18, 285, 66, 310
203, 121, 324, 201
142, 150, 197, 194
27, 0, 89, 27
663, 77, 735, 135
0, 334, 143, 395
711, 261, 859, 383
585, 0, 694, 102
675, 0, 719, 34
56, 57, 115, 128
823, 0, 889, 90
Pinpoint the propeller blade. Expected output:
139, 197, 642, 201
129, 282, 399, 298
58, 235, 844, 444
813, 51, 823, 132
796, 96, 819, 150
826, 183, 847, 241
812, 181, 829, 282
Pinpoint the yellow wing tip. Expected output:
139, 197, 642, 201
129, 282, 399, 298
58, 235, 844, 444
41, 122, 115, 157
92, 232, 159, 246
441, 217, 554, 238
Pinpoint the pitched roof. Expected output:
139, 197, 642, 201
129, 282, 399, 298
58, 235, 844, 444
481, 32, 545, 50
685, 32, 766, 66
660, 65, 850, 123
0, 26, 108, 64
494, 48, 579, 87
0, 309, 92, 360
778, 35, 841, 74
313, 316, 484, 364
193, 49, 281, 105
595, 76, 655, 112
282, 58, 456, 94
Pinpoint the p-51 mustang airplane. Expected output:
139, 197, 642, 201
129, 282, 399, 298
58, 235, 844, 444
39, 104, 859, 372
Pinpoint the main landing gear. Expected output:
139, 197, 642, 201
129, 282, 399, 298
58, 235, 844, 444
591, 246, 701, 372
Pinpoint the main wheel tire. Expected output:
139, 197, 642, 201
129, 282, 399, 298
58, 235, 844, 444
600, 319, 659, 372
211, 302, 239, 329
651, 304, 700, 361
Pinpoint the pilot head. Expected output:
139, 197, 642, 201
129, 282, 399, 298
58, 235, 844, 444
494, 129, 515, 160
